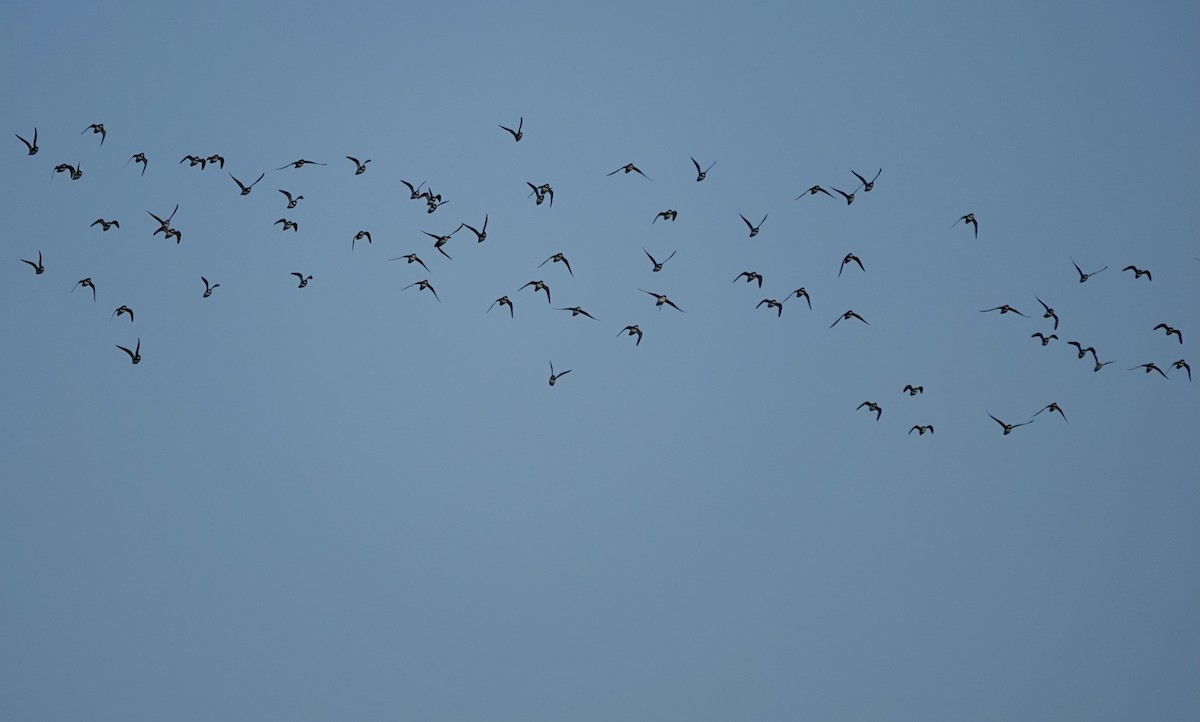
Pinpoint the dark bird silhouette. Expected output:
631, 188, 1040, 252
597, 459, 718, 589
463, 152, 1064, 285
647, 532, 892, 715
90, 219, 119, 231
20, 251, 43, 274
180, 154, 207, 169
230, 172, 265, 195
112, 305, 134, 322
1031, 332, 1058, 346
291, 272, 312, 288
645, 249, 677, 272
1153, 323, 1183, 344
556, 306, 597, 320
1067, 341, 1097, 360
1093, 358, 1114, 372
796, 185, 833, 200
787, 287, 812, 310
740, 213, 767, 237
458, 214, 488, 243
619, 325, 643, 346
346, 156, 370, 174
733, 271, 763, 288
520, 280, 551, 304
278, 189, 303, 208
388, 253, 430, 272
163, 228, 182, 244
53, 162, 82, 180
757, 298, 785, 317
1033, 402, 1067, 422
857, 401, 882, 421
527, 182, 547, 206
851, 168, 882, 192
15, 128, 37, 155
830, 309, 869, 328
829, 186, 855, 205
82, 123, 106, 145
1170, 359, 1191, 381
147, 204, 178, 234
691, 156, 715, 181
838, 253, 865, 277
277, 159, 325, 170
401, 179, 427, 200
639, 289, 684, 312
127, 153, 148, 175
909, 425, 934, 435
608, 163, 651, 180
202, 276, 219, 298
115, 339, 141, 365
206, 154, 225, 169
952, 213, 978, 238
275, 218, 299, 232
1036, 297, 1060, 331
72, 277, 96, 301
1123, 265, 1152, 281
1130, 362, 1168, 378
487, 296, 514, 317
1071, 257, 1107, 283
403, 279, 440, 302
653, 209, 678, 223
989, 412, 1031, 435
980, 305, 1029, 317
352, 230, 372, 250
548, 360, 571, 386
903, 385, 924, 396
499, 116, 523, 142
424, 229, 458, 260
539, 253, 573, 276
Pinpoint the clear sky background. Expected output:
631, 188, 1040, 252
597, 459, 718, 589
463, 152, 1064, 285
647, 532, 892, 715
2, 1, 1198, 719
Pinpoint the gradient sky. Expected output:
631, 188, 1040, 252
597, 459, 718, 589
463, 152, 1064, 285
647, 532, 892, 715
2, 1, 1198, 720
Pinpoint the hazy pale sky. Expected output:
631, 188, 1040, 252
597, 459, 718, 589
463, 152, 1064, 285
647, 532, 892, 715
2, 1, 1197, 720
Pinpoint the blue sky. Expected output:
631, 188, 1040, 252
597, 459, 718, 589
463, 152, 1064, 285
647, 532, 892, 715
2, 1, 1198, 719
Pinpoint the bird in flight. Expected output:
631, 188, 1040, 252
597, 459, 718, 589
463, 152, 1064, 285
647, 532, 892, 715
980, 305, 1029, 317
458, 214, 488, 243
1067, 341, 1097, 360
548, 361, 572, 386
838, 253, 865, 277
352, 230, 372, 250
487, 296, 514, 317
1170, 359, 1191, 381
277, 159, 325, 170
539, 253, 573, 276
424, 229, 458, 260
653, 209, 678, 223
618, 325, 643, 346
291, 272, 313, 288
127, 153, 148, 175
82, 123, 106, 145
72, 277, 96, 301
15, 128, 37, 155
1036, 297, 1059, 330
401, 179, 427, 200
112, 305, 134, 322
608, 163, 651, 180
279, 189, 303, 208
909, 425, 934, 435
952, 213, 978, 238
639, 289, 684, 312
796, 185, 833, 200
556, 306, 597, 320
757, 298, 786, 317
1153, 323, 1183, 344
526, 182, 549, 207
20, 251, 44, 274
181, 154, 207, 169
275, 218, 299, 232
230, 172, 265, 195
903, 384, 924, 396
53, 163, 82, 180
115, 339, 141, 365
520, 280, 552, 304
206, 154, 225, 169
851, 168, 882, 192
1031, 332, 1058, 346
1129, 362, 1168, 378
645, 249, 677, 272
829, 186, 855, 205
202, 277, 219, 298
1122, 265, 1152, 281
830, 309, 869, 328
988, 412, 1031, 435
90, 218, 119, 232
740, 213, 767, 237
147, 204, 178, 234
388, 253, 430, 272
857, 401, 882, 421
691, 157, 715, 181
346, 156, 370, 175
1033, 403, 1068, 422
787, 287, 812, 310
403, 279, 440, 302
1071, 257, 1107, 283
733, 271, 763, 288
1093, 358, 1115, 373
499, 116, 523, 142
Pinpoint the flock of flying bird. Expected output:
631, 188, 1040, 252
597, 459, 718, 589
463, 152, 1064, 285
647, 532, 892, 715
12, 119, 1193, 436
